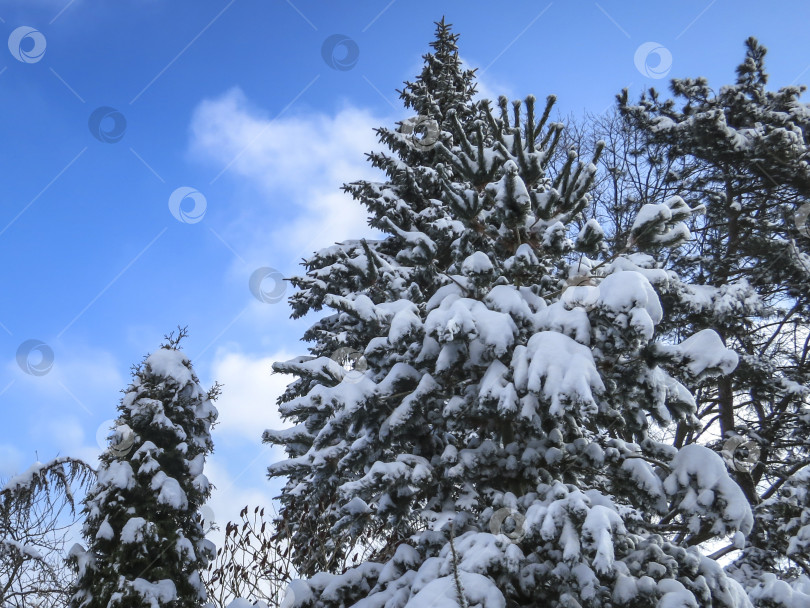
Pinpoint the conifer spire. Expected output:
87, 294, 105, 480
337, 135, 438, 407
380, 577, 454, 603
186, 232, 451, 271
399, 17, 478, 122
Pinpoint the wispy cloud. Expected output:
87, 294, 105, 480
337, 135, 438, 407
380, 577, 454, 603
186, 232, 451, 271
4, 344, 124, 421
208, 347, 294, 443
188, 87, 386, 268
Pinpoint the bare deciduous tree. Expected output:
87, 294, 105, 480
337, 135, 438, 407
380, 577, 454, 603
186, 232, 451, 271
0, 457, 94, 608
558, 107, 689, 251
203, 505, 294, 608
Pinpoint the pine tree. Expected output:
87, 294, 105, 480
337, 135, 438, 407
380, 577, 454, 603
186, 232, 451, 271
620, 38, 810, 599
266, 22, 763, 608
68, 329, 219, 608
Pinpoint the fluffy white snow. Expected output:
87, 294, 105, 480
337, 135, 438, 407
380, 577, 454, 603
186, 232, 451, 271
405, 572, 505, 608
121, 517, 152, 544
97, 461, 135, 491
2, 538, 43, 560
1, 461, 49, 493
95, 518, 114, 541
656, 329, 739, 378
749, 575, 810, 608
146, 348, 196, 389
388, 304, 423, 344
68, 543, 93, 578
150, 471, 189, 510
461, 251, 495, 275
425, 295, 518, 364
656, 579, 699, 608
620, 457, 667, 512
663, 444, 753, 536
1, 456, 79, 493
130, 578, 178, 608
512, 331, 604, 417
631, 202, 673, 232
596, 270, 662, 325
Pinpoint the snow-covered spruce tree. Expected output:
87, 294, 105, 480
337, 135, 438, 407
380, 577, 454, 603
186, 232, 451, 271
621, 38, 810, 598
265, 18, 483, 577
265, 23, 762, 608
68, 329, 219, 608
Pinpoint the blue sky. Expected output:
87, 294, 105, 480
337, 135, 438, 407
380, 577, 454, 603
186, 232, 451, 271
2, 0, 810, 537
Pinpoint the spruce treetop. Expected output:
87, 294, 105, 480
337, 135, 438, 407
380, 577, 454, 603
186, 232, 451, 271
399, 17, 478, 123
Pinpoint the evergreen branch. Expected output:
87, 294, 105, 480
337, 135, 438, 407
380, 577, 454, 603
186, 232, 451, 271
448, 524, 468, 608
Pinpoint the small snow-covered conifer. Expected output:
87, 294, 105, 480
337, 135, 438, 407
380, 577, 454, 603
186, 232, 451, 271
69, 329, 219, 608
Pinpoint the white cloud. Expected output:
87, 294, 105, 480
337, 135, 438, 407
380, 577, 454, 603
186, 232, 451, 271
179, 347, 296, 559
190, 89, 380, 194
208, 347, 294, 442
188, 88, 386, 265
40, 415, 85, 453
6, 343, 125, 413
458, 56, 514, 104
202, 454, 279, 553
3, 344, 124, 468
